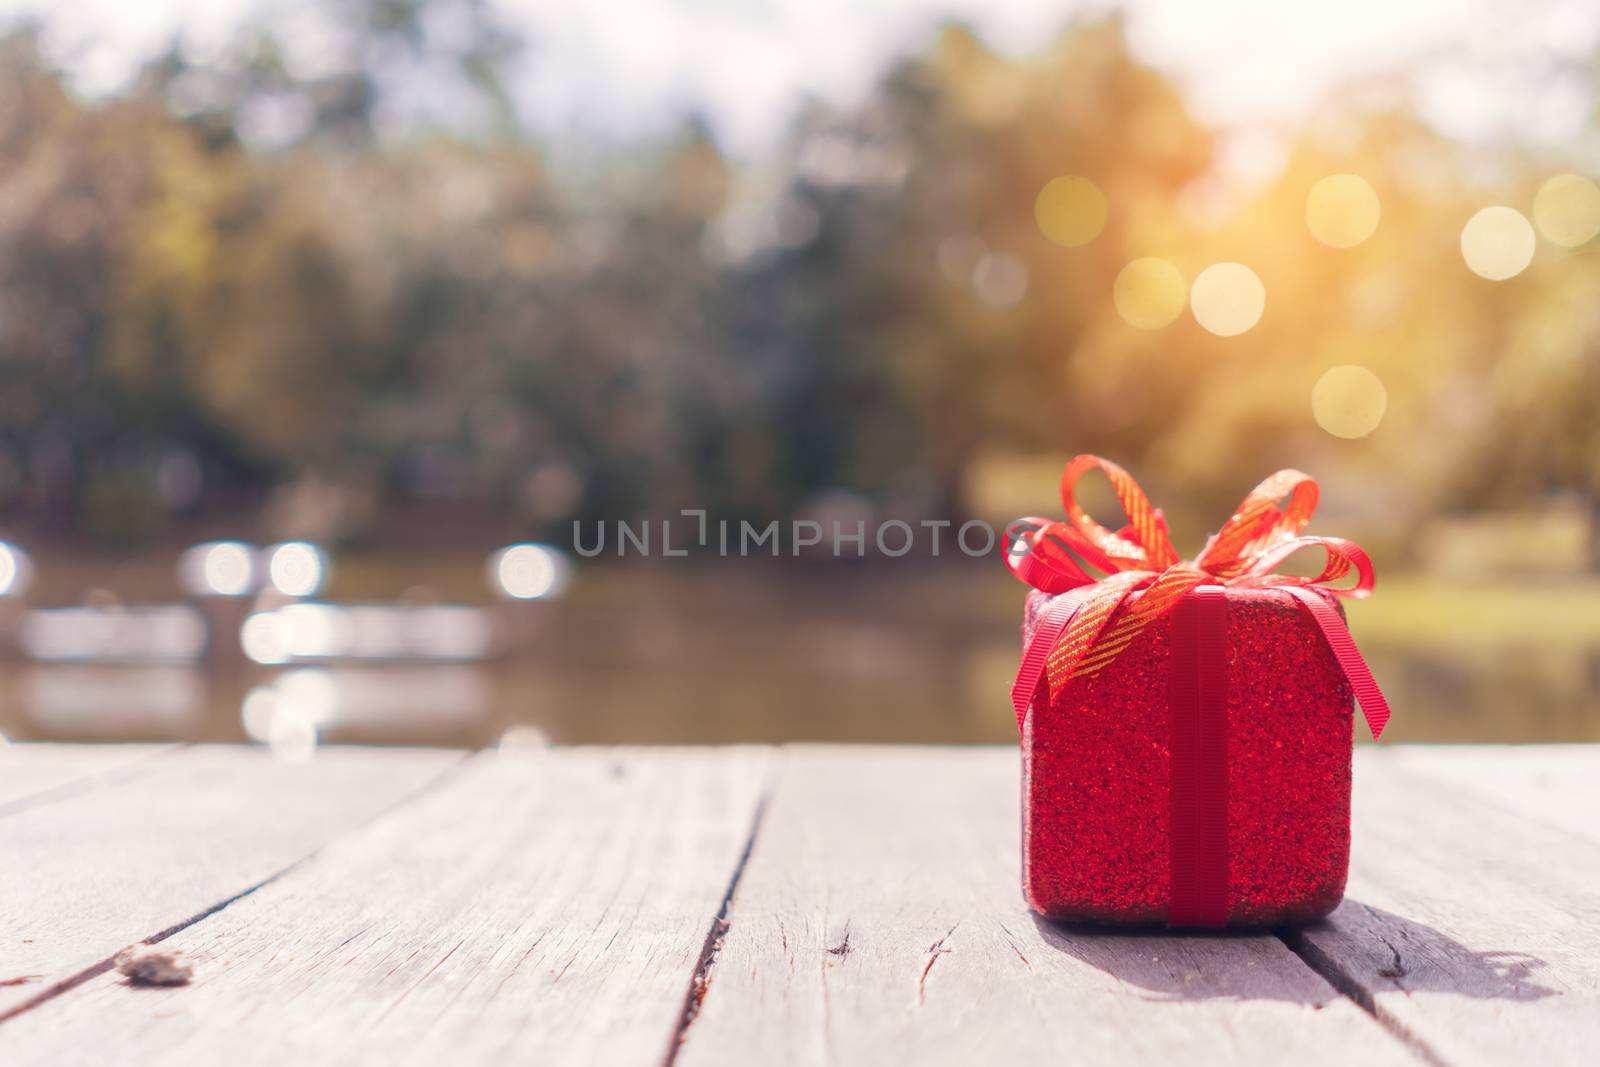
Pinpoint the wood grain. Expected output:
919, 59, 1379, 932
0, 747, 771, 1067
677, 746, 1415, 1067
4, 743, 1596, 1067
1286, 748, 1600, 1067
0, 743, 170, 812
1382, 744, 1600, 843
0, 744, 463, 1017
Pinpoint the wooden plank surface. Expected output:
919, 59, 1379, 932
1286, 747, 1600, 1067
0, 743, 170, 811
1, 743, 1596, 1067
0, 748, 771, 1067
676, 747, 1416, 1067
1382, 744, 1600, 843
0, 745, 464, 1018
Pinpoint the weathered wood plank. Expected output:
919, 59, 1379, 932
0, 747, 771, 1067
0, 745, 463, 1017
0, 743, 170, 812
1287, 748, 1600, 1067
1382, 744, 1600, 843
678, 746, 1415, 1067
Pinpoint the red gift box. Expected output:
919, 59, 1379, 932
1006, 456, 1390, 927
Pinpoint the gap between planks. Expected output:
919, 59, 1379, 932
668, 746, 1427, 1067
6, 744, 1587, 1066
663, 779, 775, 1066
0, 747, 477, 1027
0, 743, 180, 820
1275, 926, 1452, 1067
1284, 748, 1600, 1067
0, 746, 776, 1067
1267, 748, 1600, 1067
0, 864, 306, 1026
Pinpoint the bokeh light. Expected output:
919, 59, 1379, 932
178, 541, 256, 597
1312, 365, 1388, 439
0, 543, 33, 597
1460, 206, 1535, 280
240, 687, 278, 742
498, 724, 551, 752
240, 612, 289, 665
936, 234, 985, 283
1113, 258, 1186, 329
1190, 263, 1265, 336
267, 706, 319, 763
242, 602, 493, 664
241, 603, 354, 664
266, 541, 327, 598
276, 669, 340, 723
0, 547, 18, 597
490, 543, 571, 600
1305, 175, 1380, 248
1532, 173, 1600, 248
970, 252, 1029, 308
20, 605, 207, 663
1034, 176, 1107, 248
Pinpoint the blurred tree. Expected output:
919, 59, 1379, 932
0, 30, 263, 539
0, 11, 1596, 552
137, 0, 523, 149
688, 20, 1214, 521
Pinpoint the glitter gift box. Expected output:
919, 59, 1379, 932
1006, 456, 1390, 928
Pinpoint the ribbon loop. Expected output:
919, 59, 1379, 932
1059, 455, 1180, 570
1004, 517, 1119, 594
1234, 536, 1375, 598
1009, 456, 1391, 738
1195, 469, 1319, 577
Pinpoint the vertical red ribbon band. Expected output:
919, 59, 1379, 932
1166, 587, 1231, 927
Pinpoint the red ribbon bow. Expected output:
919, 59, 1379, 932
1006, 455, 1390, 739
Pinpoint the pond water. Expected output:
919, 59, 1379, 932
0, 561, 1595, 748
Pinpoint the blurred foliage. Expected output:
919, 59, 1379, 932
0, 8, 1596, 552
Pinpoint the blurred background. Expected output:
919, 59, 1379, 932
0, 0, 1596, 751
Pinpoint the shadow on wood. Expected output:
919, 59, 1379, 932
1283, 900, 1555, 1006
1033, 898, 1552, 1007
1028, 915, 1336, 1005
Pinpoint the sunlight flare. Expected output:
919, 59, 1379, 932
1305, 175, 1380, 248
1312, 365, 1388, 439
1113, 258, 1186, 329
1532, 174, 1600, 248
1461, 207, 1535, 280
971, 252, 1029, 307
1190, 263, 1264, 336
1034, 176, 1107, 248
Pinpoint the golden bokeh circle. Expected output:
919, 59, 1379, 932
1532, 173, 1600, 248
1190, 262, 1265, 337
1312, 365, 1387, 439
1034, 176, 1107, 248
1305, 174, 1380, 248
1113, 258, 1186, 329
1460, 206, 1535, 280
